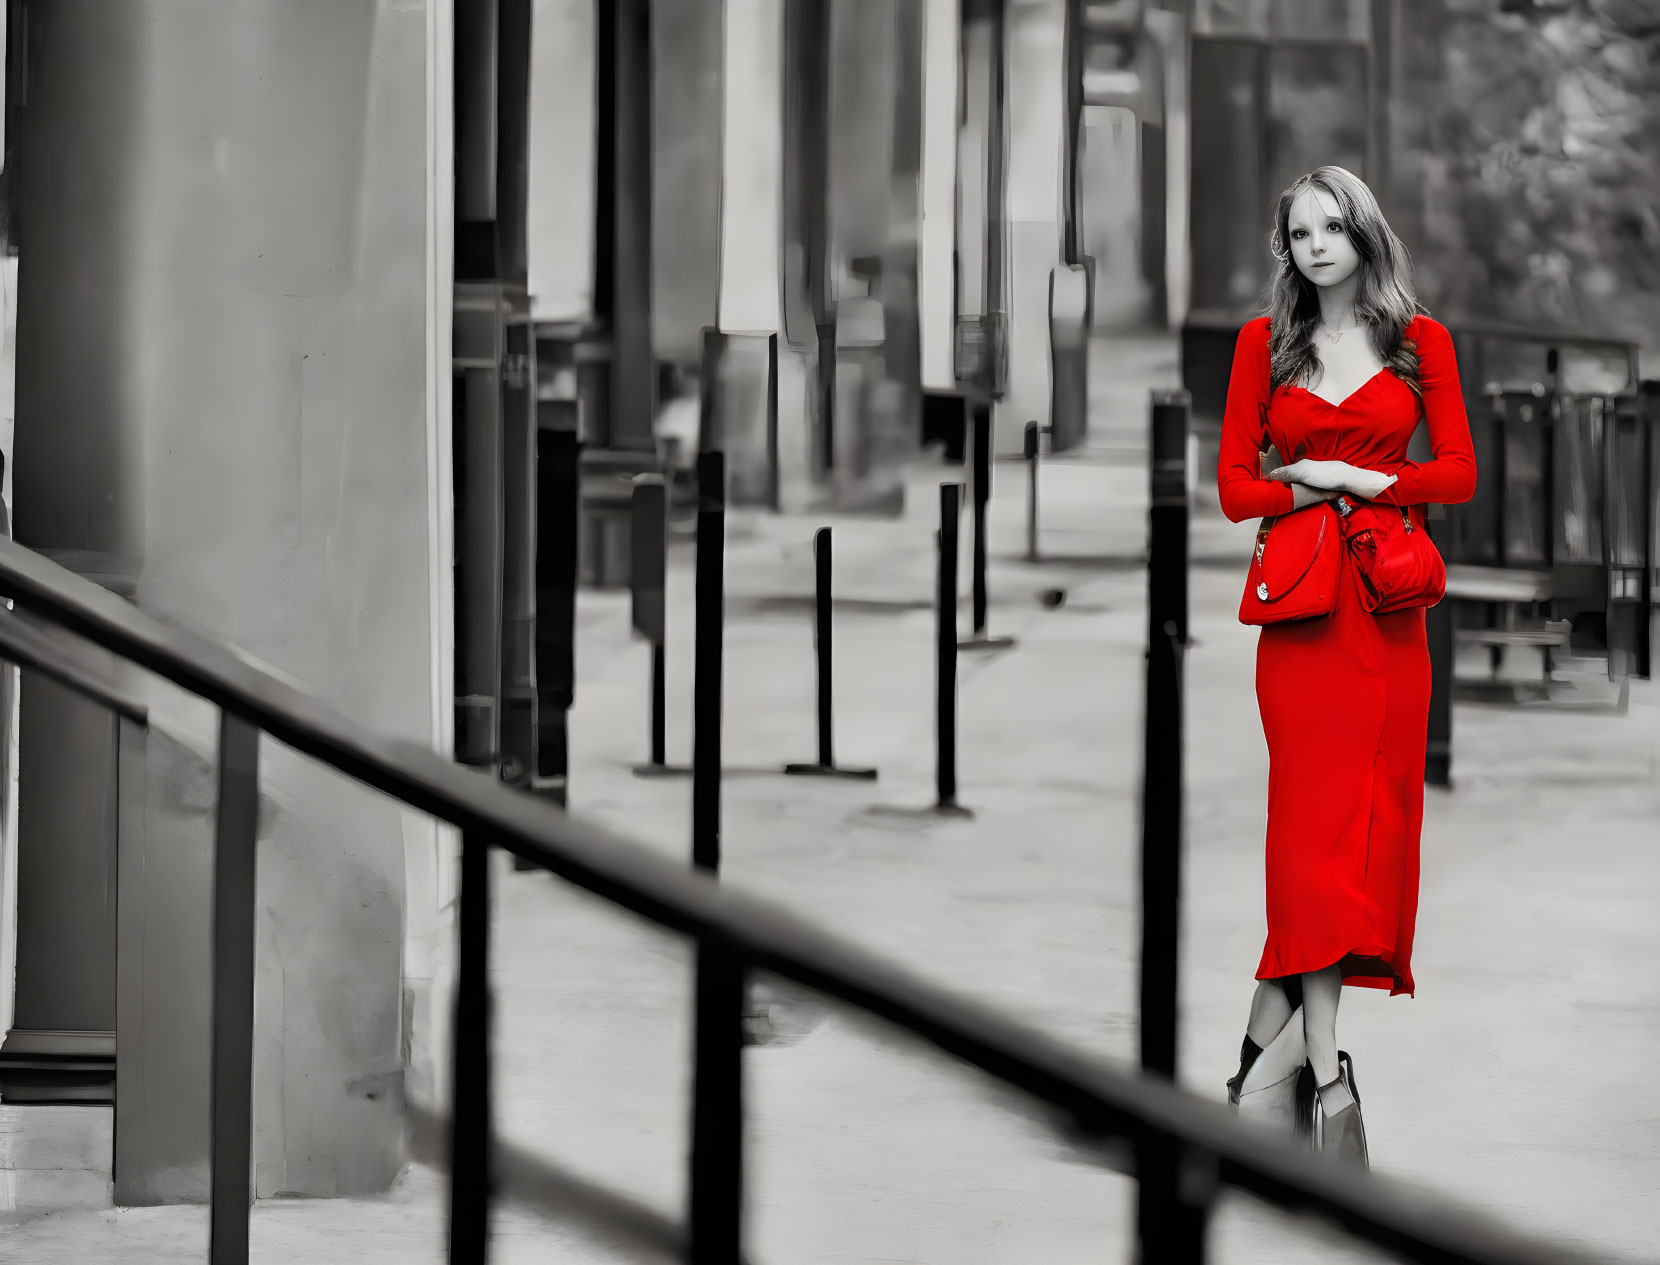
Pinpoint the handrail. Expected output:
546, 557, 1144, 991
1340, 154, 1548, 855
0, 532, 1632, 1265
0, 603, 149, 724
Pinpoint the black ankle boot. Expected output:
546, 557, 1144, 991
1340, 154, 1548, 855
1226, 1034, 1264, 1107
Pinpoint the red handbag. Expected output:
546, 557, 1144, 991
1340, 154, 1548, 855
1238, 501, 1342, 625
1333, 497, 1446, 614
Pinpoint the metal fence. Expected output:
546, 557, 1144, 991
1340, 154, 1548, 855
0, 518, 1630, 1264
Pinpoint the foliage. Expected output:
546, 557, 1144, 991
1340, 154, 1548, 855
1400, 0, 1660, 368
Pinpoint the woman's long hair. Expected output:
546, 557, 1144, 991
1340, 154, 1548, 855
1259, 165, 1430, 417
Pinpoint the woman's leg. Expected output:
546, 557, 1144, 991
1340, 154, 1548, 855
1230, 977, 1301, 1103
1245, 977, 1294, 1047
1301, 962, 1354, 1111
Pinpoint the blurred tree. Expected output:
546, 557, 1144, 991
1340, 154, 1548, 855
1394, 0, 1660, 366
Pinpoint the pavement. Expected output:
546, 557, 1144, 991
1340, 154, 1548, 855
4, 332, 1658, 1263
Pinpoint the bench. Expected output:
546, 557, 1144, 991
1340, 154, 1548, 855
1454, 625, 1570, 649
1443, 564, 1564, 689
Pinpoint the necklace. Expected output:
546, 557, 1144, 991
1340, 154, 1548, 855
1319, 319, 1362, 345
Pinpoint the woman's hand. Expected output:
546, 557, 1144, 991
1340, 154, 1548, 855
1288, 482, 1340, 511
1266, 459, 1398, 500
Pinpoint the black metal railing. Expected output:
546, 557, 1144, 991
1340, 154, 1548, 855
0, 531, 1628, 1265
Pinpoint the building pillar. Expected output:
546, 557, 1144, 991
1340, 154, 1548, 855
1, 0, 150, 1108
595, 0, 656, 451
920, 0, 961, 393
654, 0, 725, 370
4, 0, 440, 1201
997, 0, 1066, 455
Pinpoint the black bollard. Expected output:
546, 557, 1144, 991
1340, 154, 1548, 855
1135, 387, 1202, 1262
631, 475, 692, 778
784, 528, 878, 780
939, 484, 962, 804
1024, 420, 1052, 562
517, 419, 580, 872
534, 425, 580, 809
864, 483, 973, 822
961, 402, 1016, 652
934, 484, 972, 817
1149, 392, 1190, 648
1425, 581, 1454, 788
816, 318, 837, 476
766, 332, 782, 513
1139, 387, 1190, 1082
684, 456, 743, 1265
691, 450, 727, 872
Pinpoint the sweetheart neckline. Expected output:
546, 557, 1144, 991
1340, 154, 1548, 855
1288, 368, 1390, 410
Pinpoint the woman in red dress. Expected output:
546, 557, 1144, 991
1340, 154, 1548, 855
1216, 166, 1477, 1164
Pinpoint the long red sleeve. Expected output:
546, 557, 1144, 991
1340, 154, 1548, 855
1216, 317, 1295, 523
1375, 316, 1478, 507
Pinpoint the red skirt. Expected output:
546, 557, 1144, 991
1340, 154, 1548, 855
1253, 550, 1426, 996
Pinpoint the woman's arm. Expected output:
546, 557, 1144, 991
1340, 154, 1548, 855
1216, 320, 1296, 523
1373, 317, 1477, 507
1267, 458, 1396, 500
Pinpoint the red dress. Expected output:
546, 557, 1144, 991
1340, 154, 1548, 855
1217, 314, 1477, 997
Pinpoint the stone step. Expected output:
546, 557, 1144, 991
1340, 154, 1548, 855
0, 1105, 113, 1213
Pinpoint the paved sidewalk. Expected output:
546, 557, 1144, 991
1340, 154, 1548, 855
4, 333, 1657, 1263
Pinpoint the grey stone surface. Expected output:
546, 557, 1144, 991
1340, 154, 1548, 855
2, 333, 1656, 1260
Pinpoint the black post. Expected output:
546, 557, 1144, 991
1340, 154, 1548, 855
1135, 388, 1205, 1262
1024, 420, 1042, 562
651, 642, 669, 766
935, 484, 971, 816
1639, 382, 1656, 681
1150, 393, 1190, 648
692, 450, 726, 871
961, 402, 1015, 651
1426, 590, 1454, 787
817, 318, 837, 477
518, 417, 579, 871
971, 405, 990, 634
814, 530, 832, 766
631, 475, 690, 778
499, 303, 538, 798
688, 937, 745, 1263
784, 528, 877, 780
534, 426, 579, 807
1134, 1136, 1212, 1265
767, 333, 782, 513
1140, 390, 1188, 1080
452, 291, 506, 772
685, 420, 743, 1263
208, 717, 259, 1265
448, 830, 492, 1265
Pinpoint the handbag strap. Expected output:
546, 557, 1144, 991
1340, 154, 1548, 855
1335, 496, 1414, 532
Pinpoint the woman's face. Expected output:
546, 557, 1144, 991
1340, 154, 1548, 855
1286, 186, 1361, 290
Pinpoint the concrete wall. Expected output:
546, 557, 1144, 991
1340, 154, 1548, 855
920, 0, 959, 392
10, 0, 448, 1199
998, 0, 1066, 454
720, 0, 783, 336
529, 0, 597, 320
654, 0, 726, 363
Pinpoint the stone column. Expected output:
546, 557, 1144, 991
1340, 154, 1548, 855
820, 0, 924, 512
919, 0, 961, 392
654, 0, 725, 370
998, 0, 1067, 455
5, 0, 440, 1201
2, 0, 150, 1108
